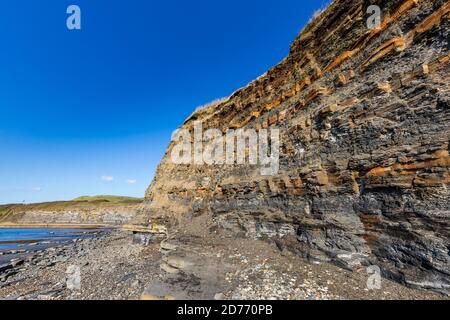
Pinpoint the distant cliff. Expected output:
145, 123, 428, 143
0, 196, 146, 226
145, 0, 450, 292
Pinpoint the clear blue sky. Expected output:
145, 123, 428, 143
0, 0, 327, 204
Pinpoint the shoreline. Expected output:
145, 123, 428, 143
1, 230, 448, 300
0, 223, 113, 229
0, 227, 108, 265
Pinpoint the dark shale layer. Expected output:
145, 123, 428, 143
145, 0, 450, 292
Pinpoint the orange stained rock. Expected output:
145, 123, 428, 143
187, 1, 450, 137
418, 64, 430, 76
297, 52, 323, 81
293, 117, 309, 130
378, 1, 450, 66
340, 98, 360, 108
278, 110, 287, 121
290, 178, 303, 189
367, 167, 392, 177
315, 171, 329, 186
360, 214, 381, 226
337, 74, 347, 85
337, 69, 355, 85
398, 156, 450, 171
413, 172, 450, 187
304, 87, 331, 105
320, 104, 338, 116
361, 0, 420, 46
282, 88, 297, 99
391, 0, 421, 21
214, 1, 449, 130
292, 101, 305, 113
325, 50, 356, 73
268, 115, 278, 126
429, 52, 450, 72
347, 117, 357, 129
327, 173, 342, 186
251, 111, 261, 118
413, 1, 450, 35
434, 149, 449, 158
264, 98, 282, 111
229, 123, 241, 130
351, 171, 360, 194
322, 5, 363, 43
368, 155, 450, 178
323, 0, 420, 74
377, 82, 392, 93
361, 36, 407, 70
295, 77, 311, 93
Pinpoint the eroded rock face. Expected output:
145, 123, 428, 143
146, 0, 450, 292
0, 203, 147, 225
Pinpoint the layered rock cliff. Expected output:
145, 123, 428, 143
0, 199, 146, 226
145, 0, 450, 292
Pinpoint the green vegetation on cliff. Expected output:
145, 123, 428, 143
72, 195, 143, 203
0, 195, 144, 223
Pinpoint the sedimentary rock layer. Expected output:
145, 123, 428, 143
145, 0, 450, 292
0, 201, 146, 226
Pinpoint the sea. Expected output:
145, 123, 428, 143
0, 228, 101, 263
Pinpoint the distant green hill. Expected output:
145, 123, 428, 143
72, 195, 143, 203
0, 195, 144, 223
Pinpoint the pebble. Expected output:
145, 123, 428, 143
10, 258, 24, 267
214, 292, 224, 300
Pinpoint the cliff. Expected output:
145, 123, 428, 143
145, 0, 450, 292
0, 197, 146, 226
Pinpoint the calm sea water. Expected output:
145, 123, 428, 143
0, 228, 99, 252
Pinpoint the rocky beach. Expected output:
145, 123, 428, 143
0, 226, 448, 300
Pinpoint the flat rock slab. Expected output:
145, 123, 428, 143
144, 239, 234, 300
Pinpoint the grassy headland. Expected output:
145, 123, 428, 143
0, 195, 144, 225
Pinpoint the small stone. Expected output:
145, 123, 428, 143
131, 280, 140, 288
10, 258, 24, 267
160, 262, 179, 274
214, 293, 224, 300
0, 263, 13, 273
160, 242, 178, 252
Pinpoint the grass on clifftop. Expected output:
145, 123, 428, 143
0, 196, 143, 221
72, 195, 143, 203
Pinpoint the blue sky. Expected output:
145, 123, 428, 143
0, 0, 327, 204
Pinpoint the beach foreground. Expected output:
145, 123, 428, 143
0, 229, 447, 300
